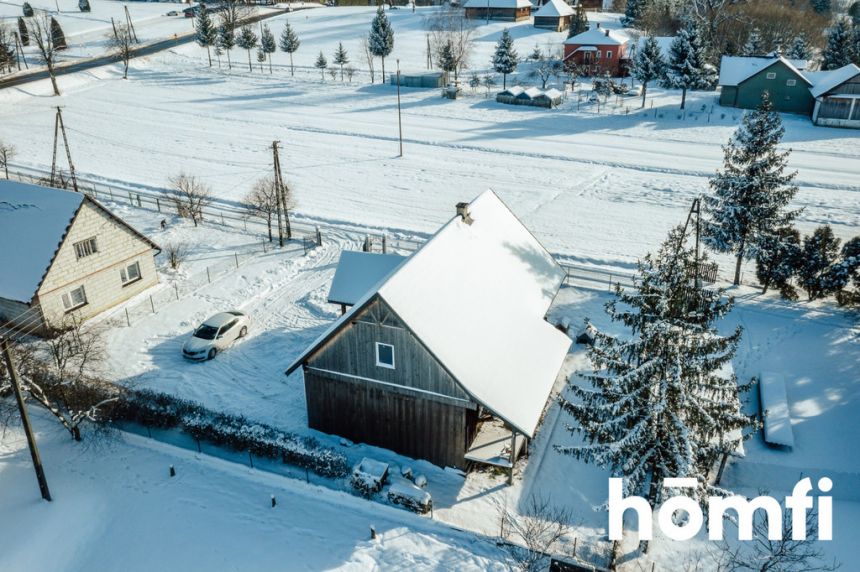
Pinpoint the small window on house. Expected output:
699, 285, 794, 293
606, 51, 613, 59
120, 261, 142, 285
73, 237, 98, 259
766, 72, 777, 80
786, 79, 797, 86
595, 51, 601, 59
375, 342, 395, 369
61, 285, 87, 311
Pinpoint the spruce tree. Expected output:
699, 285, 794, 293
256, 46, 266, 73
631, 35, 665, 108
436, 39, 456, 78
236, 25, 258, 72
50, 17, 67, 50
811, 0, 831, 14
78, 0, 90, 12
822, 18, 853, 70
217, 24, 235, 70
278, 21, 300, 77
23, 2, 33, 17
622, 0, 646, 27
195, 4, 217, 68
18, 17, 29, 46
755, 226, 801, 299
703, 93, 801, 286
850, 1, 860, 26
558, 225, 752, 507
568, 3, 588, 38
835, 237, 860, 293
260, 24, 276, 74
797, 226, 842, 301
665, 19, 712, 109
314, 50, 327, 80
492, 29, 517, 89
369, 5, 394, 82
786, 33, 810, 60
852, 25, 860, 66
743, 27, 764, 56
333, 42, 349, 81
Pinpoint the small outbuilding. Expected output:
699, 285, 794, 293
496, 85, 564, 108
389, 72, 446, 88
463, 0, 531, 21
287, 191, 571, 472
533, 0, 573, 32
810, 64, 860, 129
718, 55, 812, 114
0, 180, 160, 335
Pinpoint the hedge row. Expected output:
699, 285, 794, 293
111, 389, 349, 479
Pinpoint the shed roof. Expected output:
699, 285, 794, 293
534, 0, 573, 17
0, 180, 159, 304
287, 190, 571, 438
564, 26, 628, 46
463, 0, 532, 8
327, 251, 405, 306
809, 63, 860, 98
718, 55, 809, 87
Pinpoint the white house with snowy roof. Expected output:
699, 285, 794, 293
0, 180, 160, 335
286, 191, 571, 473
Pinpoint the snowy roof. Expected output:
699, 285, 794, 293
0, 180, 159, 303
564, 26, 628, 46
542, 88, 563, 99
760, 371, 795, 448
499, 86, 525, 97
534, 0, 573, 18
463, 0, 531, 9
516, 87, 543, 99
327, 251, 405, 306
718, 55, 810, 87
809, 63, 860, 98
288, 190, 571, 438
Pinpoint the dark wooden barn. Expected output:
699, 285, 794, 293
287, 191, 571, 472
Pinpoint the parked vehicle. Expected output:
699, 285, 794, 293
182, 311, 250, 361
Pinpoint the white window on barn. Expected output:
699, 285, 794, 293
766, 72, 776, 80
786, 79, 797, 86
120, 261, 142, 285
61, 285, 87, 311
73, 237, 98, 259
375, 342, 395, 369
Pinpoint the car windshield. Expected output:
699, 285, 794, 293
193, 324, 219, 340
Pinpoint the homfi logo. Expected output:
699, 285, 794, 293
608, 477, 833, 541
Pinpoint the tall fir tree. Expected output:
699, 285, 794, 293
260, 24, 276, 74
558, 225, 752, 507
786, 33, 811, 61
18, 16, 29, 46
631, 35, 665, 108
622, 0, 647, 28
797, 226, 843, 301
278, 21, 300, 77
491, 28, 517, 89
333, 42, 349, 81
850, 1, 860, 26
743, 27, 764, 56
217, 23, 235, 70
834, 237, 860, 295
436, 39, 456, 77
568, 3, 588, 38
22, 2, 33, 17
236, 25, 258, 73
369, 5, 394, 82
50, 17, 67, 50
195, 4, 217, 68
755, 226, 801, 299
822, 18, 853, 70
665, 19, 713, 109
78, 0, 90, 13
314, 50, 327, 80
703, 93, 800, 286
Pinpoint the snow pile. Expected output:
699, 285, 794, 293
758, 371, 795, 448
351, 457, 390, 496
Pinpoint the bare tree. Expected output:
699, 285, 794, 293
362, 34, 376, 84
107, 23, 134, 79
169, 173, 211, 227
163, 241, 188, 270
0, 139, 15, 179
425, 6, 476, 82
245, 176, 279, 242
219, 0, 256, 37
498, 495, 575, 572
0, 23, 16, 75
28, 14, 61, 96
530, 50, 561, 90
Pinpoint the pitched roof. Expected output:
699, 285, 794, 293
534, 0, 573, 17
463, 0, 532, 8
327, 251, 405, 307
287, 190, 571, 438
809, 63, 860, 98
718, 55, 810, 87
0, 180, 159, 303
564, 26, 628, 46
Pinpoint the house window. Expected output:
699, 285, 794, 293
120, 261, 141, 285
766, 72, 776, 80
61, 285, 87, 311
73, 237, 98, 259
595, 50, 601, 59
375, 342, 395, 369
786, 79, 797, 86
606, 51, 613, 60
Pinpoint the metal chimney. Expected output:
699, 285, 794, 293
456, 202, 474, 225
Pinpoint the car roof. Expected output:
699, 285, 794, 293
202, 312, 242, 328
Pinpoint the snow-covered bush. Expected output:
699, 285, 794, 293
350, 458, 388, 496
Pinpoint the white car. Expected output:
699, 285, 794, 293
182, 311, 250, 361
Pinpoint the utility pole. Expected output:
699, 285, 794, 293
55, 107, 79, 193
273, 147, 291, 241
50, 110, 60, 187
396, 59, 403, 157
124, 6, 138, 43
271, 141, 285, 248
1, 338, 52, 502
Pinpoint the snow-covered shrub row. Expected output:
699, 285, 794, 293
111, 389, 349, 478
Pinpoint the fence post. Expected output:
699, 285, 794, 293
316, 226, 322, 246
149, 295, 155, 314
382, 235, 387, 254
206, 267, 211, 284
234, 252, 239, 269
608, 273, 613, 292
136, 194, 142, 207
174, 283, 179, 300
156, 198, 161, 212
109, 187, 114, 200
221, 213, 225, 226
128, 191, 133, 203
125, 307, 131, 327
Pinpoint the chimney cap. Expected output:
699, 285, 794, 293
456, 202, 474, 225
604, 29, 609, 36
596, 22, 600, 28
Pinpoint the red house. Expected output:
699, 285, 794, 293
563, 24, 629, 76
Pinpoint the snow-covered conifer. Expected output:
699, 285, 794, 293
755, 227, 801, 299
622, 0, 646, 27
492, 29, 517, 89
217, 24, 235, 69
18, 16, 29, 46
50, 17, 66, 50
665, 18, 713, 109
78, 0, 90, 13
260, 24, 275, 74
703, 92, 800, 285
797, 226, 842, 300
822, 18, 853, 70
436, 39, 456, 76
786, 33, 811, 60
811, 0, 831, 13
314, 50, 327, 80
236, 25, 258, 72
568, 3, 587, 38
368, 6, 394, 82
743, 27, 764, 56
278, 21, 300, 77
22, 2, 33, 17
195, 4, 217, 67
333, 42, 349, 81
631, 34, 665, 108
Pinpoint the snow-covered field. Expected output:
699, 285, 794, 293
1, 5, 859, 571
